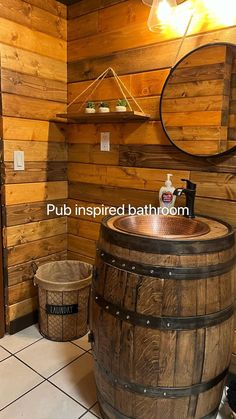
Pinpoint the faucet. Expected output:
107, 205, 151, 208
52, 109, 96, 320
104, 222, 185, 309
174, 179, 196, 218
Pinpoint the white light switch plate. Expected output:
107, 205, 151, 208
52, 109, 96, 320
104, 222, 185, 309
13, 151, 25, 171
100, 132, 110, 151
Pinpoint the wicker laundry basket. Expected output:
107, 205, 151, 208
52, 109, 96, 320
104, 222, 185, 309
34, 261, 92, 342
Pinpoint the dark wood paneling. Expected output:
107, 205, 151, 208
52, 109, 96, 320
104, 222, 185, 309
9, 280, 37, 305
69, 182, 159, 206
1, 69, 67, 103
3, 162, 67, 183
119, 145, 236, 173
4, 199, 67, 227
7, 234, 67, 266
68, 27, 236, 81
0, 0, 67, 40
8, 251, 67, 286
0, 17, 66, 62
2, 94, 66, 121
27, 0, 66, 18
68, 0, 126, 19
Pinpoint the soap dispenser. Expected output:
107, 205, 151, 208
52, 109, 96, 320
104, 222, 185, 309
159, 174, 176, 209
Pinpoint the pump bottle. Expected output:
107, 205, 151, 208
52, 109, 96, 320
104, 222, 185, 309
159, 174, 176, 209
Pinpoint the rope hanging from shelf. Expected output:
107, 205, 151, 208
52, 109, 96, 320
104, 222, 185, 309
66, 67, 145, 114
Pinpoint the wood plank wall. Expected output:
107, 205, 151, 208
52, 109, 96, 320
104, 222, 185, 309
67, 0, 236, 265
1, 0, 67, 333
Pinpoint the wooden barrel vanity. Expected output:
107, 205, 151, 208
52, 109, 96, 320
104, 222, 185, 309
90, 214, 236, 419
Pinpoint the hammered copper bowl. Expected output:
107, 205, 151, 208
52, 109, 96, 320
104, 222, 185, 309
113, 215, 210, 239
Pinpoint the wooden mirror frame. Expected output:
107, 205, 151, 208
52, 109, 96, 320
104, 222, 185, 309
160, 42, 236, 158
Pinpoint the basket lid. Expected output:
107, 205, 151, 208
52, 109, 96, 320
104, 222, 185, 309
34, 260, 93, 291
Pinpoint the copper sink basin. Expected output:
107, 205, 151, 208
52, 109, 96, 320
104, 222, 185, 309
113, 215, 210, 239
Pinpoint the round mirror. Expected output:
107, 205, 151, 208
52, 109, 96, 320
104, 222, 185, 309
160, 43, 236, 157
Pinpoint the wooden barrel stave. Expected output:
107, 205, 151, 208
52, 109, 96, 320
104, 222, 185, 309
90, 216, 235, 419
95, 259, 235, 317
95, 365, 223, 419
91, 296, 234, 385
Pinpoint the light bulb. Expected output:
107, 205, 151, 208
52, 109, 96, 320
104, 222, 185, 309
157, 0, 172, 21
147, 0, 177, 31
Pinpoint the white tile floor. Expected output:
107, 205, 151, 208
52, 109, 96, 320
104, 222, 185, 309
0, 324, 234, 419
0, 325, 101, 419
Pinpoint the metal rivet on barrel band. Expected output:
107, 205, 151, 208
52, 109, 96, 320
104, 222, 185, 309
132, 266, 136, 270
116, 311, 120, 316
164, 392, 167, 397
167, 323, 171, 327
169, 272, 172, 276
122, 263, 126, 267
146, 320, 150, 325
101, 253, 104, 257
150, 270, 154, 274
144, 389, 147, 393
112, 259, 115, 263
106, 305, 109, 310
95, 296, 98, 300
126, 315, 130, 320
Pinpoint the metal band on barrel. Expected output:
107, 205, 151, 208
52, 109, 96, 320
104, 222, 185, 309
97, 393, 135, 419
92, 290, 234, 330
96, 249, 235, 280
97, 392, 220, 419
95, 360, 228, 398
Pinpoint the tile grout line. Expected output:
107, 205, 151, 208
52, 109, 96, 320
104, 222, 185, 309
2, 351, 95, 413
13, 350, 85, 381
0, 381, 46, 412
0, 334, 96, 415
0, 351, 96, 415
47, 350, 87, 379
70, 340, 92, 352
46, 379, 93, 413
13, 353, 48, 380
78, 404, 101, 419
46, 351, 98, 411
88, 401, 102, 419
0, 336, 44, 356
14, 337, 44, 355
0, 345, 12, 355
78, 411, 91, 419
0, 355, 12, 363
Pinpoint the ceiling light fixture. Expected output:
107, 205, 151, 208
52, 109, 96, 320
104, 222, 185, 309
143, 0, 178, 31
143, 0, 236, 33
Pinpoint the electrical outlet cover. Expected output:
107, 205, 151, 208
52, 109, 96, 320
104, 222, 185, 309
100, 132, 110, 151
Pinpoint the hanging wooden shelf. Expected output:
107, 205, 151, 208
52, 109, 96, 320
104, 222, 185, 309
56, 111, 150, 123
57, 67, 150, 123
